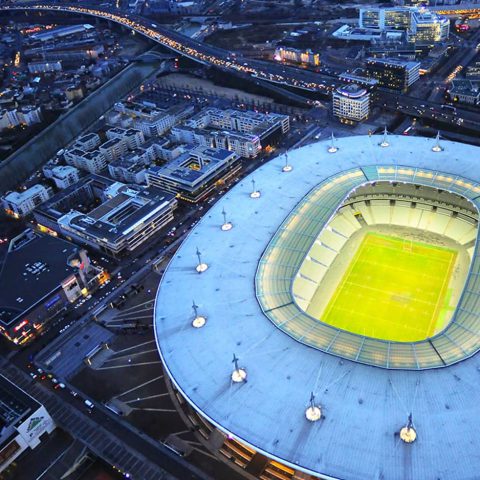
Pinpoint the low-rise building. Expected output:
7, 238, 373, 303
2, 184, 53, 218
108, 158, 148, 184
0, 374, 56, 472
34, 174, 177, 257
74, 132, 101, 151
99, 137, 128, 163
43, 164, 81, 189
333, 84, 370, 123
0, 230, 96, 344
274, 46, 320, 67
27, 60, 62, 74
65, 148, 107, 174
147, 146, 240, 203
106, 127, 145, 150
112, 101, 194, 137
449, 79, 480, 105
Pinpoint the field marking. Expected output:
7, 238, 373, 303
426, 249, 457, 338
314, 232, 458, 342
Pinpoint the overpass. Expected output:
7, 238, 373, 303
1, 4, 339, 96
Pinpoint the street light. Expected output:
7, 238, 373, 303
305, 392, 322, 422
191, 300, 206, 328
399, 413, 417, 443
432, 131, 443, 152
282, 151, 292, 172
195, 247, 208, 273
221, 207, 233, 231
250, 179, 261, 198
379, 126, 390, 147
328, 132, 338, 153
231, 353, 247, 383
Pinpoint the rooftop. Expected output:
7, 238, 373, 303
154, 134, 480, 480
0, 230, 78, 326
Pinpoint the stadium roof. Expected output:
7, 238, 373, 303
154, 134, 480, 480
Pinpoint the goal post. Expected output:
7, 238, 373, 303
403, 239, 413, 252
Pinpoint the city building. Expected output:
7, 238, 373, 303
147, 146, 240, 203
337, 6, 449, 44
0, 230, 96, 344
112, 101, 194, 137
43, 164, 81, 189
30, 24, 94, 42
366, 57, 420, 91
274, 47, 320, 67
0, 374, 56, 472
332, 84, 370, 123
33, 175, 177, 257
65, 148, 107, 174
108, 159, 148, 184
106, 127, 145, 150
74, 133, 101, 151
449, 79, 480, 105
2, 184, 53, 218
172, 108, 289, 159
154, 134, 480, 480
99, 138, 128, 163
27, 60, 62, 74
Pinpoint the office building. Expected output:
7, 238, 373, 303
0, 230, 96, 344
366, 57, 420, 91
333, 84, 370, 123
0, 374, 55, 471
147, 146, 240, 203
34, 175, 177, 257
30, 24, 94, 42
409, 9, 450, 44
2, 184, 53, 218
274, 47, 320, 67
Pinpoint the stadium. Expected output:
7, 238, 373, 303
154, 134, 480, 480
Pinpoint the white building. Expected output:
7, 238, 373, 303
43, 165, 81, 189
17, 106, 42, 126
0, 109, 20, 130
106, 127, 145, 150
0, 375, 56, 474
99, 138, 128, 163
65, 148, 107, 174
333, 84, 370, 123
74, 133, 101, 151
112, 102, 194, 137
274, 47, 320, 67
2, 184, 53, 218
27, 60, 62, 74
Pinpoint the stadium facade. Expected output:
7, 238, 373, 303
154, 134, 480, 480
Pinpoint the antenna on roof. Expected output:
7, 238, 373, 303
191, 300, 206, 328
195, 247, 208, 273
250, 178, 261, 198
399, 412, 417, 443
305, 391, 322, 422
328, 132, 338, 153
379, 126, 390, 147
432, 131, 443, 152
221, 207, 233, 231
231, 353, 247, 383
282, 150, 293, 172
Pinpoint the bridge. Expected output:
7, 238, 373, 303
1, 3, 339, 96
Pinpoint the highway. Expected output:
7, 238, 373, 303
1, 3, 339, 96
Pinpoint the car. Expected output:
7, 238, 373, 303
29, 372, 37, 380
51, 378, 58, 385
54, 382, 66, 390
70, 390, 78, 397
84, 399, 94, 409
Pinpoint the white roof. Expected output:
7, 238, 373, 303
154, 134, 480, 479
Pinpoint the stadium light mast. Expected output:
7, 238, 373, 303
282, 151, 293, 172
250, 178, 261, 198
432, 131, 443, 152
305, 391, 322, 422
328, 132, 338, 153
191, 300, 206, 328
221, 207, 233, 231
195, 247, 208, 273
231, 353, 247, 383
379, 126, 390, 147
399, 413, 417, 443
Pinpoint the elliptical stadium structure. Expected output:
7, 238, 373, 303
154, 134, 480, 480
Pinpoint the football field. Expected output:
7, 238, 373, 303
307, 232, 457, 342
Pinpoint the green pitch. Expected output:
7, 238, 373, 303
307, 232, 457, 342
